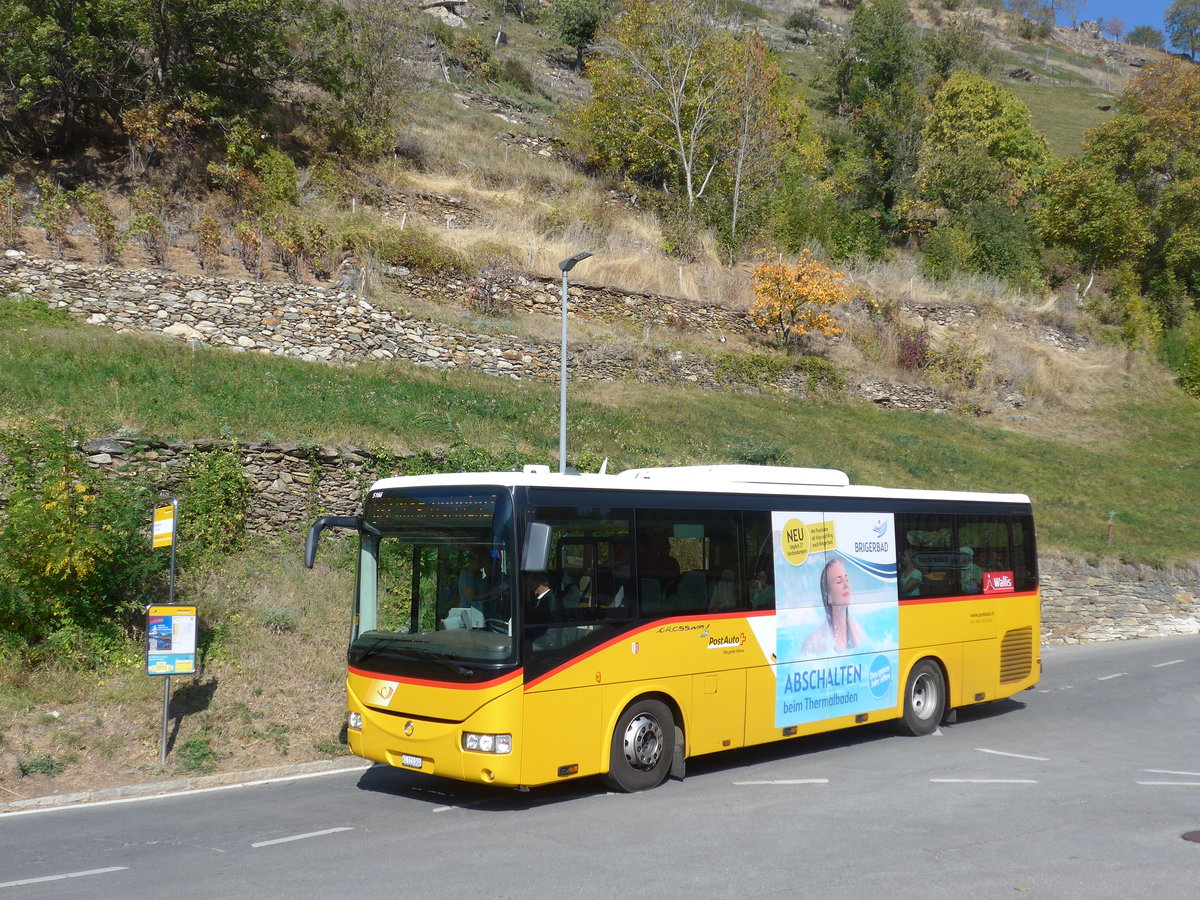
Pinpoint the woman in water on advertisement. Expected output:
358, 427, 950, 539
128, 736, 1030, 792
802, 556, 867, 655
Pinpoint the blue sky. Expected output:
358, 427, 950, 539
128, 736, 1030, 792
1057, 1, 1174, 35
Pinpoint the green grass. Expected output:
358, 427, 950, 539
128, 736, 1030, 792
1003, 78, 1116, 158
3, 312, 1198, 565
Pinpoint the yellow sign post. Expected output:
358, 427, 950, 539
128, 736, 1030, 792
149, 498, 188, 764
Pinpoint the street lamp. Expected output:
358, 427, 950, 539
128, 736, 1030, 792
557, 250, 593, 474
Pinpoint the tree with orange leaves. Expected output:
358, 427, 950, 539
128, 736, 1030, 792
749, 251, 853, 352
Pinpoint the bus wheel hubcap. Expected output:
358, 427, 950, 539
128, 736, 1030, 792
913, 674, 935, 718
623, 713, 663, 770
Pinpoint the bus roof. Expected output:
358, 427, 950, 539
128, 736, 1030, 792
367, 464, 1032, 507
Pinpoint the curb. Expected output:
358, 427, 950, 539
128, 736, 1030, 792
0, 758, 371, 815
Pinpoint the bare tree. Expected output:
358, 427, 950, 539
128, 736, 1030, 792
1054, 0, 1085, 28
727, 29, 790, 259
601, 0, 738, 212
1104, 16, 1127, 41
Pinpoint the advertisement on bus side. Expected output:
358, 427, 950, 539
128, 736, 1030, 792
772, 512, 899, 727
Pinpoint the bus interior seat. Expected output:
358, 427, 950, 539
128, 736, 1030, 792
670, 570, 709, 613
708, 569, 737, 610
640, 577, 663, 615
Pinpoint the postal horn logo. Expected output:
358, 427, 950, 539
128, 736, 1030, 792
404, 720, 415, 736
378, 684, 395, 701
781, 518, 810, 566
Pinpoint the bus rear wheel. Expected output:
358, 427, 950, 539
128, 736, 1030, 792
899, 659, 945, 736
603, 698, 674, 792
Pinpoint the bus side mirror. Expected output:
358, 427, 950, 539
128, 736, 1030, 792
521, 522, 552, 573
304, 516, 379, 568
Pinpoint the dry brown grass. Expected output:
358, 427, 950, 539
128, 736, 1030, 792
0, 543, 351, 804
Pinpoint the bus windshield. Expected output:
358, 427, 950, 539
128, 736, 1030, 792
352, 488, 517, 677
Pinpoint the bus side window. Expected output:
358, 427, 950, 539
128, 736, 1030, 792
897, 514, 955, 598
636, 509, 741, 616
1011, 516, 1038, 591
744, 511, 775, 609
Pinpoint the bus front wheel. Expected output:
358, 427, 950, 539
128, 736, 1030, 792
899, 659, 945, 736
603, 698, 675, 792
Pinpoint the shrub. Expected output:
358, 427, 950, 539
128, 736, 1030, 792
897, 324, 930, 371
72, 188, 123, 265
794, 355, 846, 391
468, 263, 518, 317
1177, 335, 1200, 397
714, 352, 793, 387
34, 178, 70, 260
498, 58, 537, 94
196, 215, 223, 271
176, 734, 219, 773
338, 218, 471, 276
925, 335, 986, 389
128, 188, 171, 266
0, 176, 21, 247
0, 422, 164, 660
18, 755, 64, 777
749, 251, 854, 352
180, 447, 254, 563
921, 223, 974, 282
0, 292, 71, 328
826, 208, 886, 262
261, 608, 298, 634
966, 202, 1041, 292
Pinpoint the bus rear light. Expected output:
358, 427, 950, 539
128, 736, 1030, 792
347, 711, 363, 730
463, 732, 512, 754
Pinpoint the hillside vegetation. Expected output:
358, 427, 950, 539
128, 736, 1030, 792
1, 0, 1198, 802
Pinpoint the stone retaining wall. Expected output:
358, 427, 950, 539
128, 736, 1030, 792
1040, 555, 1200, 644
1, 250, 1064, 409
0, 250, 847, 399
67, 438, 1200, 646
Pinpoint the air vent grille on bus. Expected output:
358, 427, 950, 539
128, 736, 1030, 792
999, 626, 1034, 684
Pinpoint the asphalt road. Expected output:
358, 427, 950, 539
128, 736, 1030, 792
3, 635, 1199, 899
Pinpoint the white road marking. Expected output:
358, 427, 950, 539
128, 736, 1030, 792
0, 764, 371, 819
1097, 673, 1127, 681
1136, 781, 1200, 786
733, 779, 829, 786
252, 826, 353, 848
976, 748, 1049, 761
1152, 659, 1184, 668
1144, 769, 1200, 776
930, 779, 1038, 784
432, 800, 489, 813
0, 867, 128, 888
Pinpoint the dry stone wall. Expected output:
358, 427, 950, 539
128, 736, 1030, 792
0, 251, 839, 399
1, 250, 1067, 409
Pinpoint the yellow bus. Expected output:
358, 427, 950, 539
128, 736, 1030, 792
305, 464, 1039, 792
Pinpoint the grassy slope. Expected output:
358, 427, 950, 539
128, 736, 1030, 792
4, 311, 1198, 565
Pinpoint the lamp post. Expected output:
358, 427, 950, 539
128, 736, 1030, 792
557, 251, 593, 474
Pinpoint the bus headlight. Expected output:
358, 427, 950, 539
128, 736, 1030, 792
347, 711, 363, 730
462, 732, 512, 754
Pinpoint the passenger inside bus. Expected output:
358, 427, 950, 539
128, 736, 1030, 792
609, 542, 632, 610
959, 546, 983, 594
526, 577, 557, 624
900, 549, 924, 597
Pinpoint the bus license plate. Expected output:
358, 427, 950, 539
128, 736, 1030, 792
401, 754, 422, 769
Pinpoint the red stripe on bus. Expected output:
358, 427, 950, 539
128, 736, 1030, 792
523, 609, 774, 690
348, 666, 523, 690
899, 589, 1040, 606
